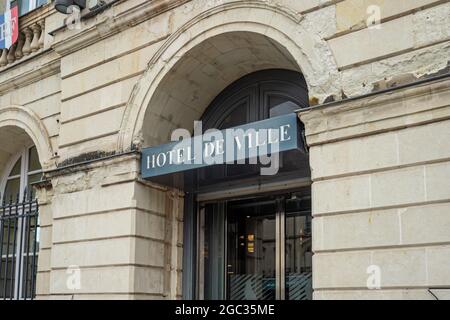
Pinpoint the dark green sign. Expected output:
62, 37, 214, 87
141, 113, 301, 179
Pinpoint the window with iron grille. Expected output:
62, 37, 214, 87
0, 145, 41, 300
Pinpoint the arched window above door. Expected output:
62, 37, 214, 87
195, 69, 310, 190
2, 146, 42, 203
201, 69, 309, 130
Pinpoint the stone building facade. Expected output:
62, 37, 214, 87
0, 0, 449, 300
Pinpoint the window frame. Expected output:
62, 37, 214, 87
1, 144, 42, 202
16, 0, 48, 17
0, 144, 42, 299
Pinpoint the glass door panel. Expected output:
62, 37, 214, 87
198, 203, 225, 300
284, 193, 312, 300
197, 189, 312, 300
226, 198, 276, 300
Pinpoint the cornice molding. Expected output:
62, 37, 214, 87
300, 76, 450, 119
0, 51, 60, 95
51, 0, 191, 56
299, 76, 450, 146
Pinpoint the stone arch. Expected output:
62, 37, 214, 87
0, 105, 55, 170
119, 0, 340, 150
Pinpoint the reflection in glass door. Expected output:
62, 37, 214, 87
197, 190, 312, 300
285, 195, 312, 300
227, 199, 277, 300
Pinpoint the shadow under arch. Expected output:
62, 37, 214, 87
118, 0, 339, 151
0, 105, 54, 170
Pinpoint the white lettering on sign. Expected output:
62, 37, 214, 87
146, 124, 293, 172
142, 114, 301, 178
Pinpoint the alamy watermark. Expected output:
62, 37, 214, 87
367, 5, 382, 30
66, 265, 81, 291
65, 6, 82, 30
366, 265, 381, 290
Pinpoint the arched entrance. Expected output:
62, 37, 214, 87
137, 31, 304, 148
190, 69, 312, 300
136, 30, 313, 300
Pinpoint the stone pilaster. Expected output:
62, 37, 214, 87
41, 154, 183, 299
299, 77, 450, 300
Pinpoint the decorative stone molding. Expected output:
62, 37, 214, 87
117, 0, 340, 151
298, 76, 450, 146
33, 179, 53, 191
15, 33, 25, 60
0, 105, 55, 169
50, 0, 191, 56
0, 57, 60, 95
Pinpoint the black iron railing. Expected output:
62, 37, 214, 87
0, 191, 39, 300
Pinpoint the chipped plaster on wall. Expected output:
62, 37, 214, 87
333, 1, 450, 99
